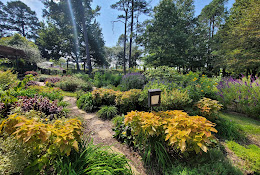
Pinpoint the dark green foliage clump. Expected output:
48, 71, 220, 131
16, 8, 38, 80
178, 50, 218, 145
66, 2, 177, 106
76, 92, 94, 112
54, 139, 132, 175
97, 106, 118, 120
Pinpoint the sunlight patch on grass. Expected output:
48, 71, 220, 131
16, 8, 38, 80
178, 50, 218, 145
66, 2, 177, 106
220, 112, 260, 136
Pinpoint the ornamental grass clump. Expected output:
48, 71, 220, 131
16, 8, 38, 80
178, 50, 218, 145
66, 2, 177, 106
195, 97, 223, 121
97, 105, 118, 120
216, 76, 260, 119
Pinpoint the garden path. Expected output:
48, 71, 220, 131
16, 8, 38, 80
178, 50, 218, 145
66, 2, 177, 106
63, 96, 147, 175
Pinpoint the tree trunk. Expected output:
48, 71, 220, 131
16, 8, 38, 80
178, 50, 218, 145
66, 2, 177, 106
79, 0, 92, 74
128, 0, 134, 69
123, 9, 128, 75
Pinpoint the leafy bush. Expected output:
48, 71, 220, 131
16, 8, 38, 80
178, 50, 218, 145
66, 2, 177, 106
0, 114, 82, 172
139, 81, 191, 111
124, 110, 218, 154
116, 110, 218, 171
120, 72, 146, 91
54, 139, 132, 175
143, 66, 183, 82
13, 85, 63, 101
97, 106, 118, 120
92, 88, 118, 107
77, 92, 94, 112
115, 89, 142, 114
16, 96, 63, 119
0, 70, 18, 90
56, 76, 92, 92
195, 97, 223, 121
25, 71, 38, 76
226, 141, 260, 174
159, 89, 192, 110
217, 76, 260, 119
93, 71, 122, 88
91, 88, 142, 113
182, 72, 219, 102
0, 136, 33, 175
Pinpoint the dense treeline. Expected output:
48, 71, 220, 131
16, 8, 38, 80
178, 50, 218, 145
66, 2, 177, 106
0, 0, 259, 76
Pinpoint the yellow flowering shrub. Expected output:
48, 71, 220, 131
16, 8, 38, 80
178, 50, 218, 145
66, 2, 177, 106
125, 110, 217, 154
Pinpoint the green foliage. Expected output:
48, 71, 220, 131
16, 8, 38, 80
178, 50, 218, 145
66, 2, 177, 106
93, 71, 122, 88
165, 148, 243, 175
12, 85, 64, 101
143, 66, 183, 82
97, 106, 118, 120
219, 112, 260, 139
0, 34, 41, 64
76, 92, 94, 112
0, 136, 33, 175
226, 141, 260, 174
112, 115, 135, 147
120, 73, 146, 91
214, 117, 246, 142
56, 76, 93, 92
54, 139, 132, 175
217, 76, 260, 119
0, 70, 18, 90
115, 89, 142, 114
215, 0, 260, 75
92, 88, 118, 107
159, 89, 192, 111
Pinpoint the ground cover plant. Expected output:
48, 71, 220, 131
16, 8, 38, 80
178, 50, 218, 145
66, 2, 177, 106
226, 141, 260, 174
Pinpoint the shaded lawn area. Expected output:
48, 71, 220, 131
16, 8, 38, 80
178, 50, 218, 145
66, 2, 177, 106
220, 112, 260, 142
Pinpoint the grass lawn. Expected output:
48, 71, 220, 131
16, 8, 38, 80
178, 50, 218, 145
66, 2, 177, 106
220, 112, 260, 141
61, 91, 77, 97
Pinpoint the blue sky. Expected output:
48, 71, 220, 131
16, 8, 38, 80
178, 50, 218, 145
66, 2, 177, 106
2, 0, 235, 47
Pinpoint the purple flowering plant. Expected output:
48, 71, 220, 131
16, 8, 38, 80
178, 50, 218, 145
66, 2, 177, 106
216, 75, 260, 119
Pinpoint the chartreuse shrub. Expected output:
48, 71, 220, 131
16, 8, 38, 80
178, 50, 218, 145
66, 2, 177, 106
120, 110, 218, 172
195, 97, 223, 121
97, 106, 118, 120
78, 88, 142, 114
139, 81, 192, 111
195, 98, 246, 142
226, 141, 260, 174
54, 139, 132, 175
0, 114, 82, 173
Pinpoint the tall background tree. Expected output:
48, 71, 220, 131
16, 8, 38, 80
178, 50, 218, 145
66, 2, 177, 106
40, 0, 105, 72
3, 1, 40, 39
214, 0, 260, 76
